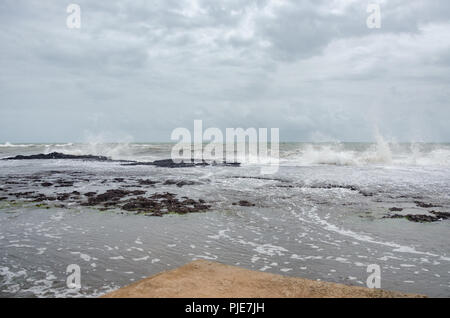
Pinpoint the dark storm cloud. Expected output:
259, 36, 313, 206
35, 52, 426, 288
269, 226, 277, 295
0, 0, 449, 142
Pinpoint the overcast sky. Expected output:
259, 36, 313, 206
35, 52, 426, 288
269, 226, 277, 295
0, 0, 449, 142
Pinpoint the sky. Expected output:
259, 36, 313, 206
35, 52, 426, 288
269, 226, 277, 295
0, 0, 449, 143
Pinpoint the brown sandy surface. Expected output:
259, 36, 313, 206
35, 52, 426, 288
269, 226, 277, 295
102, 260, 425, 298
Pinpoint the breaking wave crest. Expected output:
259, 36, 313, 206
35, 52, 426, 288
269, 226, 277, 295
281, 139, 450, 167
1, 139, 449, 166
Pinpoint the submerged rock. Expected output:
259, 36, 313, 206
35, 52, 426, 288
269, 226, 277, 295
82, 189, 144, 206
384, 211, 450, 223
0, 167, 215, 217
55, 180, 74, 187
137, 179, 158, 186
75, 188, 210, 216
163, 179, 200, 187
123, 159, 240, 168
232, 200, 256, 207
414, 201, 441, 208
429, 210, 450, 220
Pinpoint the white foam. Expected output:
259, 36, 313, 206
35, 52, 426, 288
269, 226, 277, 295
290, 206, 450, 262
281, 139, 450, 167
110, 256, 124, 260
0, 142, 32, 148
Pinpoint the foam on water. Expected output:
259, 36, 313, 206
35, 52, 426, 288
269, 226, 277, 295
289, 205, 450, 262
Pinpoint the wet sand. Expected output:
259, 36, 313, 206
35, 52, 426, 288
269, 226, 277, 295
103, 260, 425, 298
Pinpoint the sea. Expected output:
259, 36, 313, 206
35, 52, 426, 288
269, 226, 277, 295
0, 141, 449, 297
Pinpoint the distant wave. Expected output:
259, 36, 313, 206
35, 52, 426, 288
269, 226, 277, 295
0, 142, 34, 148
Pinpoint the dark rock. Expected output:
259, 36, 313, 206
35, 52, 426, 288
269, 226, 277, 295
163, 179, 200, 187
384, 213, 440, 223
0, 168, 213, 217
3, 152, 111, 161
83, 189, 131, 206
56, 193, 71, 201
216, 161, 241, 167
389, 207, 403, 212
31, 194, 57, 202
11, 191, 35, 198
233, 200, 256, 207
3, 152, 239, 169
405, 214, 439, 223
137, 179, 158, 186
120, 192, 210, 215
123, 159, 240, 168
122, 159, 191, 168
385, 214, 405, 219
82, 189, 146, 207
150, 192, 176, 200
414, 201, 441, 208
176, 180, 200, 187
429, 211, 450, 220
131, 190, 146, 196
55, 180, 74, 187
311, 184, 359, 192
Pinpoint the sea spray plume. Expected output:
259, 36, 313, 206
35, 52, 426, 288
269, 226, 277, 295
284, 133, 394, 166
42, 134, 136, 161
296, 143, 359, 166
364, 133, 393, 164
288, 141, 450, 167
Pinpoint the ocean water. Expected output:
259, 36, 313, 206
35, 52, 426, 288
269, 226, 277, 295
0, 141, 449, 297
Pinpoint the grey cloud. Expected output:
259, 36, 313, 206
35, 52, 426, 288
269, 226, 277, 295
0, 0, 449, 142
